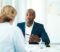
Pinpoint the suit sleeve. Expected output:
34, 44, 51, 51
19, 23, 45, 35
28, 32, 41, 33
41, 24, 50, 45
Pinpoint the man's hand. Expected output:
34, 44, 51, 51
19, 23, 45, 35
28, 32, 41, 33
29, 35, 40, 42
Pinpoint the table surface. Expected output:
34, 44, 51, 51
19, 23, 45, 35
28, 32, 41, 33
25, 44, 60, 52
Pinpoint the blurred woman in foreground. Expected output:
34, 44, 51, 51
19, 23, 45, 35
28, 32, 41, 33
0, 5, 26, 52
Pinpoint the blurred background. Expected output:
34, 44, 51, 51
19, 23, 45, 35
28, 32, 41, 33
0, 0, 60, 44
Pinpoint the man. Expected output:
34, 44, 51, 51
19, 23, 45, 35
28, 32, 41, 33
17, 9, 50, 47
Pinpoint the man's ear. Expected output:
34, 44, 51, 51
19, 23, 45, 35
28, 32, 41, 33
34, 16, 35, 19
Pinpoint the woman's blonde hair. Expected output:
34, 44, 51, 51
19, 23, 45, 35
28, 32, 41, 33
0, 5, 17, 22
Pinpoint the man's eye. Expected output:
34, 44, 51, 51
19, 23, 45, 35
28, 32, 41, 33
26, 14, 33, 16
26, 14, 28, 16
30, 14, 33, 16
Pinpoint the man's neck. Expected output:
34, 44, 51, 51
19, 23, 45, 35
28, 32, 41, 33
26, 22, 33, 27
27, 23, 32, 27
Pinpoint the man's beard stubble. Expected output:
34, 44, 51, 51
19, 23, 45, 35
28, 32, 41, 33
26, 19, 33, 25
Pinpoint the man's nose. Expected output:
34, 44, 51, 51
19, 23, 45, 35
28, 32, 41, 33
27, 15, 31, 19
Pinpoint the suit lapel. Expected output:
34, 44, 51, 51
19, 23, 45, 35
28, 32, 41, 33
31, 22, 36, 35
23, 22, 25, 37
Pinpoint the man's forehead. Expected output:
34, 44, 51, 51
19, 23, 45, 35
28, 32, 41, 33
27, 10, 35, 14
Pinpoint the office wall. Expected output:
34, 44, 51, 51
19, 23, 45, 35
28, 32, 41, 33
47, 0, 60, 43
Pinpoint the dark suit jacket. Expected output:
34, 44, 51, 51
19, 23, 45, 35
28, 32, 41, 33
17, 22, 50, 46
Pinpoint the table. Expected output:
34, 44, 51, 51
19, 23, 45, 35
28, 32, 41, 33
25, 44, 60, 52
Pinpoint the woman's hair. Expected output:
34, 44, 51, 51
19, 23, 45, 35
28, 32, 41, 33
0, 5, 17, 22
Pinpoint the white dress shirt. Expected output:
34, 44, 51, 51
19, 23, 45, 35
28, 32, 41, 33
0, 22, 26, 52
25, 22, 34, 44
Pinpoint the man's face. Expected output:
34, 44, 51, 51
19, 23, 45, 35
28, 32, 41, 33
26, 10, 35, 24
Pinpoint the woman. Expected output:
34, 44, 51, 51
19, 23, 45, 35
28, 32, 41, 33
0, 5, 26, 52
